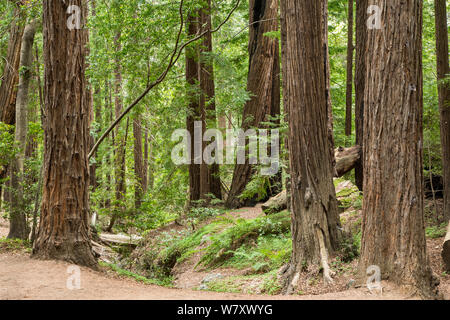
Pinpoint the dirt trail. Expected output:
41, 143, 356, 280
0, 252, 413, 300
0, 217, 412, 300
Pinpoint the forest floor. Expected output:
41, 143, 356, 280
1, 211, 448, 300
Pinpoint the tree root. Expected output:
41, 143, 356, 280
315, 226, 335, 284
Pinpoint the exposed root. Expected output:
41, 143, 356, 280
315, 226, 335, 285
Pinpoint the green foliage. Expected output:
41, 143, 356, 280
224, 234, 291, 272
198, 211, 291, 267
99, 261, 173, 287
426, 222, 448, 239
0, 123, 16, 174
0, 237, 31, 253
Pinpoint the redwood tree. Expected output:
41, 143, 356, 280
186, 13, 201, 205
199, 0, 222, 201
226, 0, 280, 209
0, 4, 24, 192
354, 0, 368, 191
8, 20, 37, 240
33, 0, 97, 267
345, 0, 354, 137
359, 0, 437, 297
434, 0, 450, 221
280, 0, 341, 294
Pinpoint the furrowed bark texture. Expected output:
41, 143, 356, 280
186, 13, 201, 204
345, 0, 354, 137
199, 0, 222, 200
280, 0, 340, 294
33, 0, 96, 267
434, 0, 450, 221
226, 0, 280, 209
359, 0, 437, 298
354, 0, 368, 191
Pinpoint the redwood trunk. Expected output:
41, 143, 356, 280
0, 6, 23, 126
359, 0, 437, 298
199, 0, 222, 201
0, 5, 24, 183
108, 32, 127, 231
8, 20, 37, 240
226, 0, 280, 208
345, 0, 354, 137
280, 0, 341, 294
133, 116, 144, 209
33, 0, 96, 267
354, 0, 368, 191
186, 13, 201, 205
434, 0, 450, 221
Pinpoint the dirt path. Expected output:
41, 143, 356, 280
0, 252, 412, 300
0, 214, 414, 300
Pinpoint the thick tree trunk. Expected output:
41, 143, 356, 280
345, 0, 354, 137
199, 0, 222, 201
33, 0, 96, 268
186, 13, 201, 205
133, 116, 144, 209
8, 20, 37, 240
280, 0, 341, 294
359, 0, 437, 298
354, 0, 368, 191
434, 0, 450, 221
226, 0, 280, 209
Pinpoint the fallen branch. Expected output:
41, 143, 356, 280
88, 0, 241, 159
334, 145, 361, 177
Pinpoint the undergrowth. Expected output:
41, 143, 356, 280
0, 238, 32, 253
100, 261, 173, 287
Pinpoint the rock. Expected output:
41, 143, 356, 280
201, 273, 223, 284
262, 190, 287, 215
346, 279, 356, 289
198, 284, 209, 291
335, 180, 357, 195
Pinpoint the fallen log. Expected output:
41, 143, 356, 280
99, 233, 142, 246
334, 145, 361, 177
262, 146, 361, 215
261, 190, 287, 215
442, 223, 450, 271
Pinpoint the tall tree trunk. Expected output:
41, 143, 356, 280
186, 13, 201, 205
434, 0, 450, 221
226, 0, 280, 209
199, 0, 222, 201
0, 6, 23, 126
280, 1, 291, 212
322, 0, 336, 173
108, 32, 127, 232
345, 0, 354, 137
280, 0, 341, 294
143, 129, 149, 194
8, 20, 37, 240
133, 116, 144, 209
0, 5, 24, 186
359, 0, 437, 298
33, 0, 96, 267
354, 0, 368, 191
